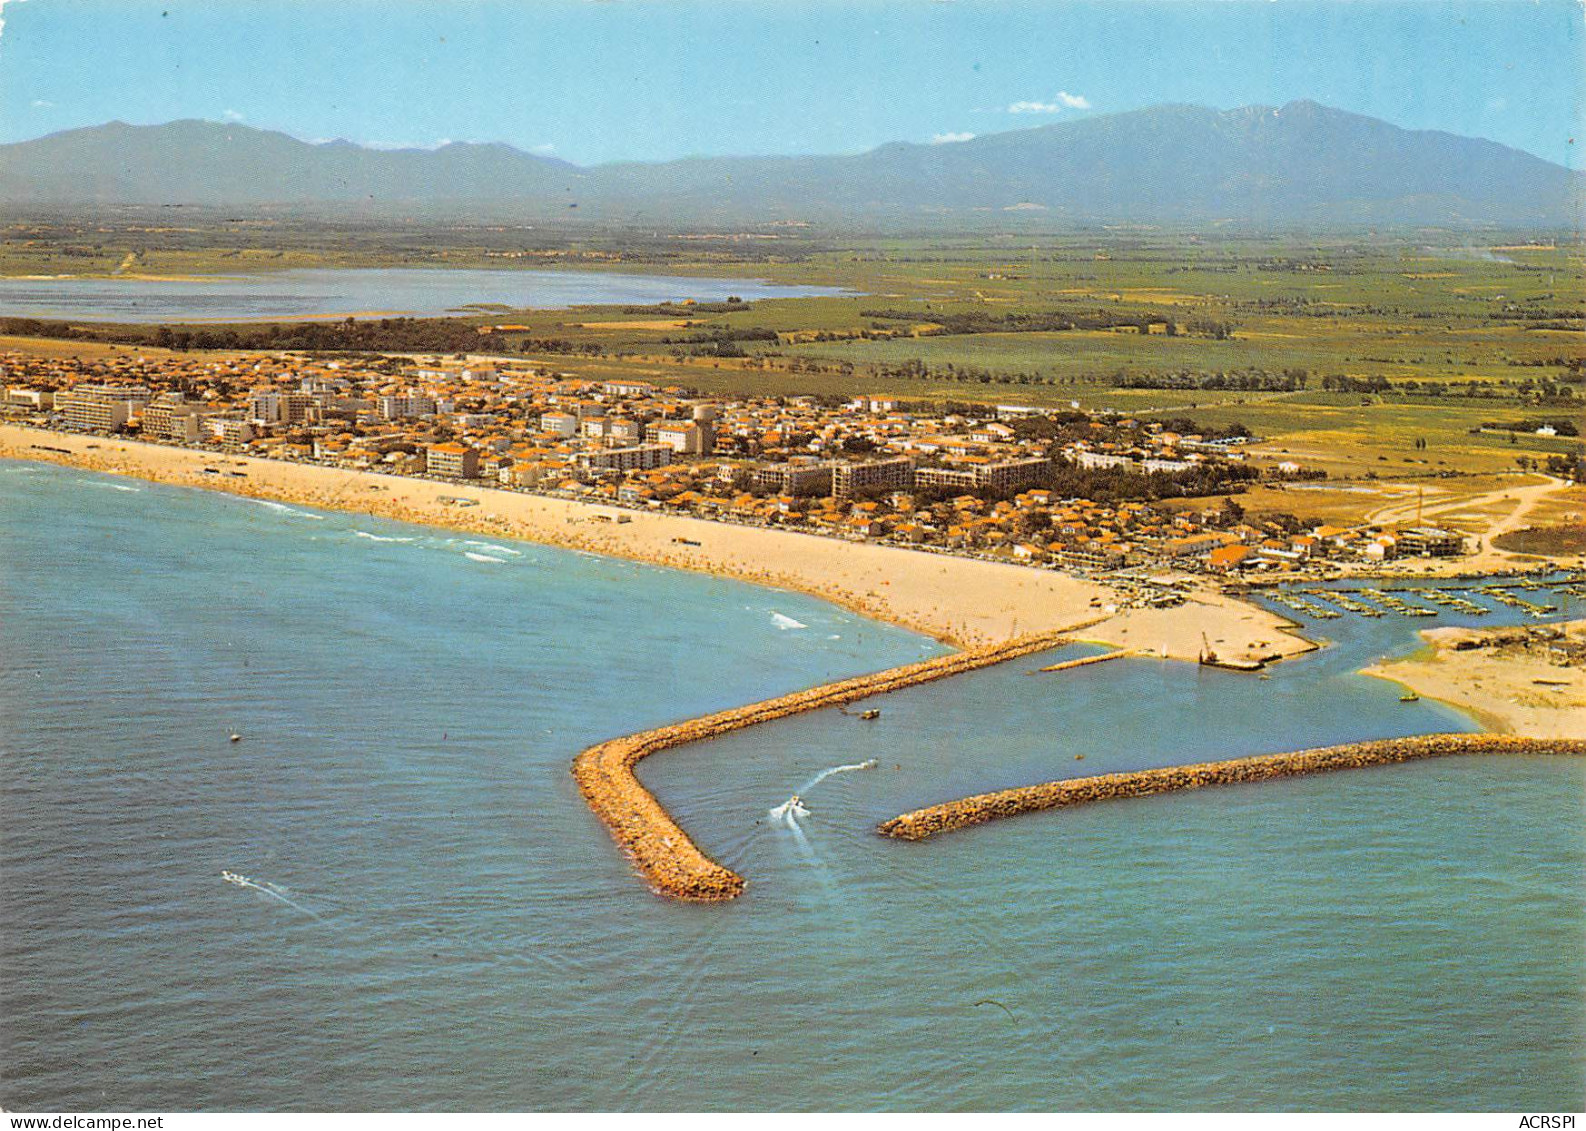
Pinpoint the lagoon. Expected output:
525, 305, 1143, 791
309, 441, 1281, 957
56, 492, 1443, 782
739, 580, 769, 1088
0, 267, 845, 323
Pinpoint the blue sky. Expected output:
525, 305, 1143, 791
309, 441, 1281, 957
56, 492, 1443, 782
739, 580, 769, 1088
1, 0, 1581, 167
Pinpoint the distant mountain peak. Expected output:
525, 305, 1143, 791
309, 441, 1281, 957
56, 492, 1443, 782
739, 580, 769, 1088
1, 103, 1577, 227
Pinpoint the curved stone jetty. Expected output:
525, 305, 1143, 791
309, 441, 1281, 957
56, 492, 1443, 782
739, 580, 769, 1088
878, 734, 1586, 841
572, 626, 1097, 901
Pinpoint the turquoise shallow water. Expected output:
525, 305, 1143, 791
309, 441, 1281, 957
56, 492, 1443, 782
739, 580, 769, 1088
2, 459, 1582, 1111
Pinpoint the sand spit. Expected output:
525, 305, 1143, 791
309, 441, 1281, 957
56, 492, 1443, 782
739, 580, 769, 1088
572, 624, 1107, 901
878, 734, 1586, 842
1363, 620, 1586, 740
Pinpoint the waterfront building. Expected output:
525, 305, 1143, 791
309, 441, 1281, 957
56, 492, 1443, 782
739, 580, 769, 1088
575, 444, 674, 476
916, 456, 1050, 494
142, 399, 205, 443
250, 391, 318, 426
57, 385, 151, 433
832, 457, 915, 498
753, 461, 834, 497
205, 416, 255, 446
426, 443, 481, 479
5, 387, 54, 410
1396, 526, 1465, 557
973, 456, 1051, 494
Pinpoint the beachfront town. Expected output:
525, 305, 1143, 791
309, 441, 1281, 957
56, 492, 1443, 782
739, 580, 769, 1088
2, 348, 1472, 577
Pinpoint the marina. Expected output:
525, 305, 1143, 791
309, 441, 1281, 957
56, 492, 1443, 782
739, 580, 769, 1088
1242, 578, 1584, 627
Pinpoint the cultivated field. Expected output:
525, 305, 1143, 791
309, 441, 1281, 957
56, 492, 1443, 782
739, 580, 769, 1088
5, 220, 1579, 531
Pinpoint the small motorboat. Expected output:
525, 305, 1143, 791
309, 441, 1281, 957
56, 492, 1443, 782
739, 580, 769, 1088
229, 733, 242, 743
1400, 693, 1420, 703
859, 709, 881, 721
769, 795, 809, 820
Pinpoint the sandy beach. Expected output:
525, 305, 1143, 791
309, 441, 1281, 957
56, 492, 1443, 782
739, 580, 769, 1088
1363, 620, 1586, 740
1, 423, 1312, 659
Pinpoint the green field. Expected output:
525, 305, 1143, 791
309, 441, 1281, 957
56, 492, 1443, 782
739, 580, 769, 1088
5, 218, 1580, 492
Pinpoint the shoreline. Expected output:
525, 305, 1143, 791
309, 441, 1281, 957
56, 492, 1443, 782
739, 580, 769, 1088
0, 422, 1305, 658
878, 734, 1586, 842
1361, 620, 1586, 740
16, 428, 1578, 903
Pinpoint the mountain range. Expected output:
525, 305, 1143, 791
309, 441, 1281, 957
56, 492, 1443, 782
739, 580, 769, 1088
2, 101, 1578, 227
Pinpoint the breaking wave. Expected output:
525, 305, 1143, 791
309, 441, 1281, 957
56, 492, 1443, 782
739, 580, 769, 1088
249, 499, 324, 520
464, 541, 522, 556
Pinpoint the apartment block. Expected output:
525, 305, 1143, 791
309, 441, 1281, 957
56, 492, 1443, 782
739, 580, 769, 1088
831, 457, 915, 497
575, 444, 674, 476
753, 461, 834, 497
56, 385, 150, 432
651, 421, 714, 455
426, 443, 481, 479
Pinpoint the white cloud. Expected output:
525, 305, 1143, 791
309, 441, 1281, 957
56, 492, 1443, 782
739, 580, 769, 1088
222, 108, 245, 122
31, 98, 52, 109
1007, 91, 1091, 114
360, 138, 452, 151
930, 131, 975, 145
531, 142, 556, 155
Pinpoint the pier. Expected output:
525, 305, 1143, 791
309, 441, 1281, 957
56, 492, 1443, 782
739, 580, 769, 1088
572, 624, 1107, 901
1036, 649, 1130, 673
877, 734, 1586, 842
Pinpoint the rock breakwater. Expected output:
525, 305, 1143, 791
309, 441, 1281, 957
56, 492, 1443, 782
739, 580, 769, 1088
878, 734, 1586, 841
572, 626, 1103, 901
1037, 649, 1129, 673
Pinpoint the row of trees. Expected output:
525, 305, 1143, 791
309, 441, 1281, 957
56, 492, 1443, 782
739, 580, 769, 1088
1110, 369, 1307, 392
1319, 372, 1577, 401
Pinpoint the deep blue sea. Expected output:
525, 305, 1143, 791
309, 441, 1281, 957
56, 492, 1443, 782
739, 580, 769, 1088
2, 459, 1582, 1111
0, 268, 844, 323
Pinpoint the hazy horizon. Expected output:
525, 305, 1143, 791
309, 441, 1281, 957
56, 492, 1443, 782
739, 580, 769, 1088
1, 0, 1581, 169
9, 97, 1579, 175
